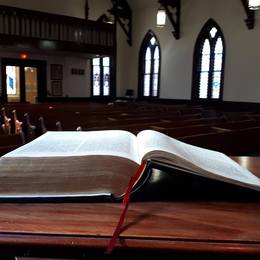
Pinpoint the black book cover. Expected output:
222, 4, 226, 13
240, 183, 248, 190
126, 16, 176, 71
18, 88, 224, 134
131, 160, 260, 202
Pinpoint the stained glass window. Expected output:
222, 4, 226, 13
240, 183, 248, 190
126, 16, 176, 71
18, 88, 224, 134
211, 37, 223, 99
199, 40, 210, 99
150, 37, 156, 45
144, 47, 152, 96
93, 58, 100, 96
193, 20, 225, 101
209, 27, 217, 38
6, 66, 18, 95
91, 57, 111, 97
139, 32, 160, 98
103, 57, 110, 96
154, 47, 159, 73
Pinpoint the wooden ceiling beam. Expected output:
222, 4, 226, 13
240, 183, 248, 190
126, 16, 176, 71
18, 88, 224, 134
108, 0, 132, 46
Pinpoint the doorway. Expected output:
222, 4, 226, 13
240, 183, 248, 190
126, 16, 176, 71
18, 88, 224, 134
24, 67, 38, 104
1, 58, 47, 103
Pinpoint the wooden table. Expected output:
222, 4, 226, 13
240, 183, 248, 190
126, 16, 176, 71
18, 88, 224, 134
0, 157, 259, 259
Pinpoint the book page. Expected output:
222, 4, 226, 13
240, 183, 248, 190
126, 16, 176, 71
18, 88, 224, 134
137, 130, 260, 187
0, 155, 138, 198
4, 130, 140, 164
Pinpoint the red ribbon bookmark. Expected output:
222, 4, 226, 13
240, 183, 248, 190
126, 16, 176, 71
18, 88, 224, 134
105, 161, 147, 254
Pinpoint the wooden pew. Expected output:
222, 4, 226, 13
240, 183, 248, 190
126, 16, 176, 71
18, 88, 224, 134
0, 107, 11, 135
3, 102, 260, 157
23, 113, 37, 142
179, 126, 260, 155
158, 124, 227, 138
0, 133, 25, 156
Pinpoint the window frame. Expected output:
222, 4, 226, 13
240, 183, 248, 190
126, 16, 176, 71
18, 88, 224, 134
192, 19, 225, 102
91, 56, 112, 98
138, 31, 161, 99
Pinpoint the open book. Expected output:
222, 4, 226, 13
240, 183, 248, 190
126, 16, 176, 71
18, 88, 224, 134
0, 129, 260, 200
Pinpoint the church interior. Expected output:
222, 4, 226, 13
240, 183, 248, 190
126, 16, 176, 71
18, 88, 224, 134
0, 0, 260, 259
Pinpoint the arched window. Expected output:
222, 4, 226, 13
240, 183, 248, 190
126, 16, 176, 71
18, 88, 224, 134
91, 56, 111, 97
192, 19, 225, 101
138, 31, 161, 98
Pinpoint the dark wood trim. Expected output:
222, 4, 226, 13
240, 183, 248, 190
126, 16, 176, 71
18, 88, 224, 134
20, 65, 26, 102
85, 0, 89, 20
0, 34, 114, 56
110, 54, 117, 98
31, 96, 260, 112
139, 98, 260, 111
44, 96, 114, 103
0, 5, 113, 31
0, 4, 115, 56
1, 63, 7, 102
108, 0, 132, 46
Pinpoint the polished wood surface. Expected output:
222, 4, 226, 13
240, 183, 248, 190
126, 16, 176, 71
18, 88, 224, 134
0, 156, 259, 258
232, 156, 260, 174
0, 201, 260, 253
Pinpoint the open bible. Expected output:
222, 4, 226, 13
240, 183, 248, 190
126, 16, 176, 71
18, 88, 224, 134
0, 129, 260, 200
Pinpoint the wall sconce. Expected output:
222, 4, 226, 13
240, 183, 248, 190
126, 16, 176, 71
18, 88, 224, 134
248, 0, 260, 10
157, 6, 166, 27
157, 0, 181, 40
97, 14, 114, 24
241, 0, 257, 29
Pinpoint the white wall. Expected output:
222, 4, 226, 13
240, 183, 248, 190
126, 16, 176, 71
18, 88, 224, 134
119, 0, 260, 102
220, 1, 260, 102
63, 57, 90, 97
45, 55, 90, 98
88, 0, 111, 20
